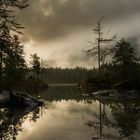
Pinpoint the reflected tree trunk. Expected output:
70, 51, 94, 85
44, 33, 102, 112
0, 51, 2, 81
99, 101, 102, 137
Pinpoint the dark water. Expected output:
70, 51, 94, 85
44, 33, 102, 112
0, 84, 140, 140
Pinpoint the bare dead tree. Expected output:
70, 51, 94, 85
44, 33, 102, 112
88, 17, 115, 78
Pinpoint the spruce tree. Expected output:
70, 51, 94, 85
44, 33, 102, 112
0, 0, 28, 81
113, 38, 138, 80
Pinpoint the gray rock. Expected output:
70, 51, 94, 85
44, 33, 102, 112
0, 90, 43, 108
91, 89, 117, 97
90, 89, 140, 99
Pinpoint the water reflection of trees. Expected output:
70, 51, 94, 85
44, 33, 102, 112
87, 100, 140, 140
110, 101, 140, 139
0, 107, 41, 140
45, 85, 85, 100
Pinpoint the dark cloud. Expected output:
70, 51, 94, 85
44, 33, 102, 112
17, 0, 140, 42
14, 0, 140, 68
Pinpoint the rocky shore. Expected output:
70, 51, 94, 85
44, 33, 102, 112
90, 89, 140, 100
80, 79, 140, 100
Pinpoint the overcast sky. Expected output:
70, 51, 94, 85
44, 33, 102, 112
17, 0, 140, 68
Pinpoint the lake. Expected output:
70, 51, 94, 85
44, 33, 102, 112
0, 84, 140, 140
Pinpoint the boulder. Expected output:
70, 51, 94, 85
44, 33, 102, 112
0, 90, 43, 108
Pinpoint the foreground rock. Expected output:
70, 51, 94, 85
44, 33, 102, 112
0, 90, 43, 108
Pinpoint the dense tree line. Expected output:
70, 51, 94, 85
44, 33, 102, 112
41, 67, 97, 84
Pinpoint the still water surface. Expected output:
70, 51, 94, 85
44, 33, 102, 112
0, 84, 140, 140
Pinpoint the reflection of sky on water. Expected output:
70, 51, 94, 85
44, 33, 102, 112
16, 99, 140, 140
0, 98, 140, 140
17, 100, 99, 140
1, 85, 140, 140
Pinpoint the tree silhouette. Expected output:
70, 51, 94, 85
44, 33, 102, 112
0, 0, 28, 84
3, 35, 26, 81
113, 38, 139, 80
88, 17, 115, 78
30, 53, 41, 80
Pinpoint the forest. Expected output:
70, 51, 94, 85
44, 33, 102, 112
0, 0, 140, 92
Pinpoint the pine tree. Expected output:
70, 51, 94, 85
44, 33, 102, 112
0, 0, 28, 81
113, 38, 138, 80
3, 35, 26, 80
30, 53, 41, 80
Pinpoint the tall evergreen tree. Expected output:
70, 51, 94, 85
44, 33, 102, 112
3, 35, 26, 80
0, 0, 28, 81
113, 38, 138, 80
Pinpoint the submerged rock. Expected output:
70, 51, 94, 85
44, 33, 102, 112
0, 90, 43, 108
